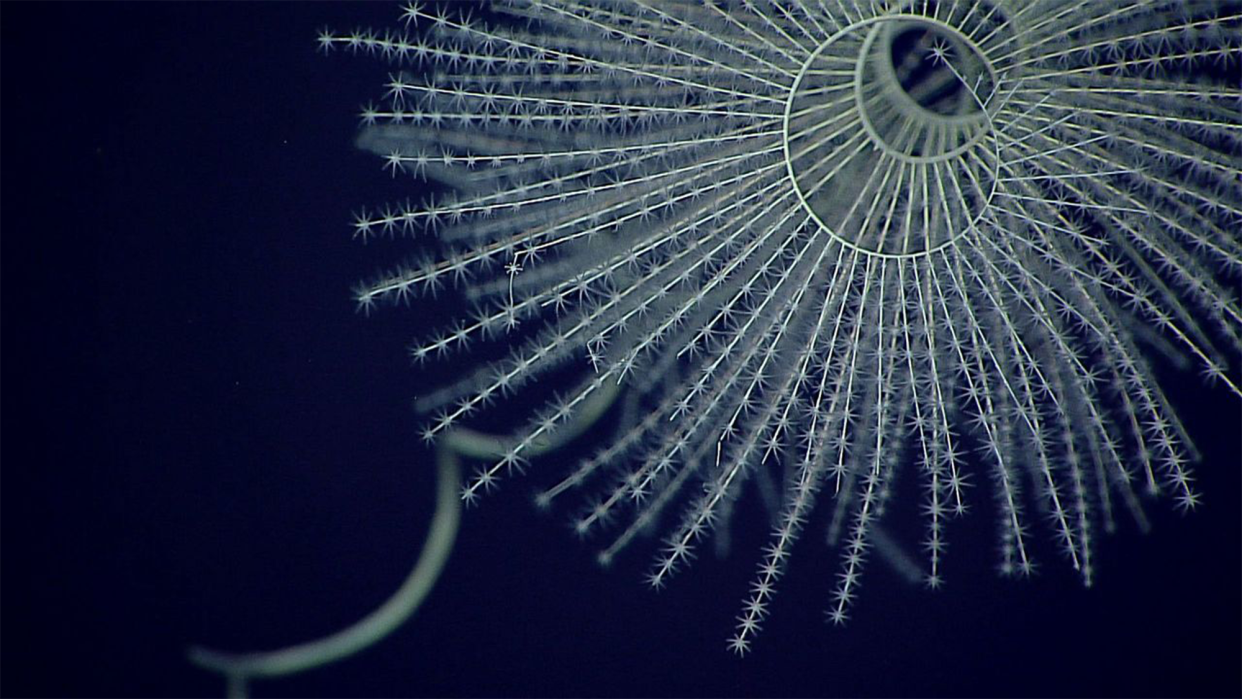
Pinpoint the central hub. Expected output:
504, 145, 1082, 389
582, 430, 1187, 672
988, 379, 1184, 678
783, 14, 1001, 258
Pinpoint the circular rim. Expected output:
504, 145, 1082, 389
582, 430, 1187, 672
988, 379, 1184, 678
782, 14, 1002, 260
872, 20, 992, 128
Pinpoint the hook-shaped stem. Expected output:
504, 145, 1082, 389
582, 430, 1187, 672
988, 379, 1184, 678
187, 443, 462, 698
187, 379, 620, 697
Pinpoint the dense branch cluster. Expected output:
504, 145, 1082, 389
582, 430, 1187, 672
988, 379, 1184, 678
324, 0, 1241, 654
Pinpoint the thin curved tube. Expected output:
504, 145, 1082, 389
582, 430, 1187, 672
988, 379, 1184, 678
186, 444, 461, 698
187, 379, 620, 697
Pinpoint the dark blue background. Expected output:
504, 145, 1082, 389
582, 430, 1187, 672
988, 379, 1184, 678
2, 3, 1239, 697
